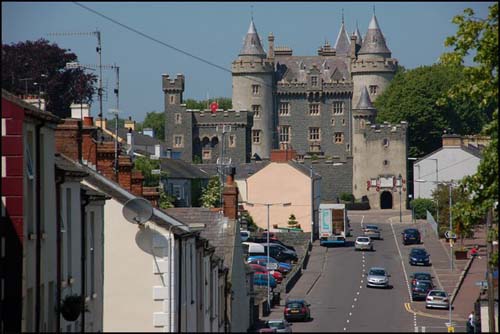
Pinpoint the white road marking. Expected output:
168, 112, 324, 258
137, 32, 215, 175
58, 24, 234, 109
347, 319, 350, 323
357, 292, 360, 295
360, 215, 365, 228
352, 305, 355, 308
344, 328, 347, 331
349, 312, 352, 316
361, 280, 363, 283
354, 298, 357, 302
360, 285, 362, 289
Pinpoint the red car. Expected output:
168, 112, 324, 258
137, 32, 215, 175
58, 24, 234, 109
249, 263, 283, 283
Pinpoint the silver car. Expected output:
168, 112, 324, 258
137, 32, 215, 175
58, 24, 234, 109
426, 289, 450, 309
267, 319, 293, 333
355, 236, 374, 251
363, 224, 381, 239
366, 267, 390, 288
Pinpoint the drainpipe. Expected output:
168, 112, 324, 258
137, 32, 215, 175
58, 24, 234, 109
168, 224, 174, 332
80, 189, 90, 333
55, 172, 65, 333
35, 122, 43, 333
177, 237, 182, 333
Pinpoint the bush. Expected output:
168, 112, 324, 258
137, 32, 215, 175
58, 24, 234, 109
340, 193, 355, 203
412, 198, 436, 219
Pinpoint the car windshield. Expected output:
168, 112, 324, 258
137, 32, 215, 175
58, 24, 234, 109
414, 273, 431, 280
416, 281, 432, 288
267, 321, 285, 329
287, 302, 304, 308
430, 291, 447, 297
366, 225, 378, 230
405, 229, 418, 234
357, 237, 370, 242
411, 249, 427, 255
369, 269, 386, 276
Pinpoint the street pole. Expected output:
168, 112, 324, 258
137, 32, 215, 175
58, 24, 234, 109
433, 159, 439, 226
266, 203, 271, 312
449, 182, 454, 271
485, 209, 495, 333
399, 174, 402, 223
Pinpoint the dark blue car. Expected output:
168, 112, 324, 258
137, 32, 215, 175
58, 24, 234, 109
254, 273, 277, 288
409, 248, 431, 266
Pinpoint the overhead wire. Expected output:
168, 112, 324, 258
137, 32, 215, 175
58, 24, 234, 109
72, 2, 275, 90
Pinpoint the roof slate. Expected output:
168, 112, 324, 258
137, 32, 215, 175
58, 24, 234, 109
358, 14, 391, 55
197, 161, 271, 180
239, 19, 266, 57
160, 158, 209, 179
275, 56, 350, 83
334, 22, 351, 56
355, 86, 375, 110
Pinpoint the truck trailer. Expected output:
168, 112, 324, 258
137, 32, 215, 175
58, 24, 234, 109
319, 203, 350, 246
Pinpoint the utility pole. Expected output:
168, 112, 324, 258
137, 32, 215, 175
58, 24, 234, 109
485, 208, 496, 332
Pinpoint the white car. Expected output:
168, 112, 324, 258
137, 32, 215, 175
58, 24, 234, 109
266, 319, 293, 333
366, 267, 390, 288
355, 236, 373, 251
363, 224, 381, 239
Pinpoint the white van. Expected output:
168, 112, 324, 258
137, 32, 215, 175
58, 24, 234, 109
240, 230, 250, 242
242, 242, 265, 256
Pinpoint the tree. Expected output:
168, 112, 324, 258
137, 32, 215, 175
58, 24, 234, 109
142, 111, 165, 140
199, 176, 221, 208
2, 39, 96, 117
287, 214, 299, 228
411, 198, 436, 220
185, 97, 232, 110
107, 117, 125, 131
132, 156, 162, 187
375, 63, 492, 157
158, 187, 175, 209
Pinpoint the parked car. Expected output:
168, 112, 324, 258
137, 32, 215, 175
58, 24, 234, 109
411, 280, 434, 301
243, 242, 266, 257
247, 256, 292, 274
426, 289, 450, 309
249, 237, 296, 252
409, 248, 431, 266
402, 228, 421, 245
284, 299, 311, 322
266, 244, 298, 262
258, 328, 277, 333
410, 272, 434, 287
254, 273, 277, 289
363, 224, 381, 239
355, 236, 374, 251
266, 319, 293, 333
241, 230, 250, 242
249, 263, 283, 283
366, 267, 390, 288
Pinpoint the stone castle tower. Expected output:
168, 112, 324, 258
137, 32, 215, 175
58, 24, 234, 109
231, 19, 274, 160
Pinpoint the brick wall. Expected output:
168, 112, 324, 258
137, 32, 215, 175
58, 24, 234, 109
55, 118, 82, 162
131, 171, 144, 196
117, 155, 133, 191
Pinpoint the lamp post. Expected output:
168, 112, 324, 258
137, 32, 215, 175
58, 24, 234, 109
398, 173, 402, 223
429, 158, 439, 225
245, 201, 291, 311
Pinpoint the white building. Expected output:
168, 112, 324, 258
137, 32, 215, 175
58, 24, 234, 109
413, 134, 484, 199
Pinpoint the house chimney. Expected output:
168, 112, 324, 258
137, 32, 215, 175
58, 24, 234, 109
55, 118, 82, 162
124, 116, 135, 131
131, 171, 144, 196
442, 134, 461, 147
95, 117, 107, 130
117, 155, 133, 190
223, 167, 238, 220
127, 129, 134, 156
82, 117, 97, 167
270, 145, 297, 163
70, 103, 90, 119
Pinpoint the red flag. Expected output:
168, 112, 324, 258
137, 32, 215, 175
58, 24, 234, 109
210, 101, 218, 113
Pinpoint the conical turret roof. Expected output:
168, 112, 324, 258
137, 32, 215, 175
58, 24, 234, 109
239, 19, 266, 57
354, 23, 362, 46
334, 21, 351, 56
358, 14, 391, 56
355, 86, 376, 110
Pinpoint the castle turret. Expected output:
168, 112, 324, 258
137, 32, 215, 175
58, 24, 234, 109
351, 13, 398, 106
334, 14, 351, 57
353, 22, 363, 55
232, 19, 274, 160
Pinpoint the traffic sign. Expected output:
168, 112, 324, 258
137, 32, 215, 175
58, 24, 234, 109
444, 230, 457, 240
475, 280, 488, 288
266, 263, 278, 270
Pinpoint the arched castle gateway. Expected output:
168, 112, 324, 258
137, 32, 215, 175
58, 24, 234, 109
163, 12, 408, 209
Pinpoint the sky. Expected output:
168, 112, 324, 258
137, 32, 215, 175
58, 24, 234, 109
2, 2, 495, 123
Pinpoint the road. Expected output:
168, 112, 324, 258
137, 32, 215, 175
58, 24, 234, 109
271, 210, 468, 332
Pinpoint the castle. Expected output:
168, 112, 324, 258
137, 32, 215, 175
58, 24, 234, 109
163, 13, 408, 210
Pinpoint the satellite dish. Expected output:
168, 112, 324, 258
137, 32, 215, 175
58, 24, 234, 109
122, 197, 153, 225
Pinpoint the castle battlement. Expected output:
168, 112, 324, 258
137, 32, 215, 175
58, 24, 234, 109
362, 121, 408, 139
274, 46, 293, 56
351, 58, 398, 73
162, 73, 185, 92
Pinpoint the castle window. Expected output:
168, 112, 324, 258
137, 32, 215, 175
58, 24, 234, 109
332, 101, 344, 115
382, 138, 390, 148
331, 119, 335, 126
360, 119, 366, 129
334, 132, 344, 144
383, 159, 390, 166
311, 76, 318, 86
202, 150, 211, 160
369, 85, 378, 95
229, 134, 236, 147
346, 144, 350, 151
173, 135, 184, 148
342, 119, 346, 126
309, 103, 320, 116
252, 130, 261, 144
169, 94, 176, 104
279, 102, 290, 116
308, 127, 320, 141
252, 84, 260, 96
279, 126, 290, 143
252, 105, 261, 118
175, 113, 182, 124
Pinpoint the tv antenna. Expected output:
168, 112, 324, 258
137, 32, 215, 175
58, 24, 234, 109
122, 198, 153, 225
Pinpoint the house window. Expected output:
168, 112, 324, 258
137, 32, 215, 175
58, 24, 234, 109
229, 134, 236, 147
173, 135, 183, 148
309, 103, 320, 116
334, 132, 344, 144
332, 101, 344, 115
252, 84, 260, 96
342, 118, 346, 126
308, 127, 320, 141
279, 102, 290, 116
202, 150, 211, 160
382, 138, 390, 147
252, 130, 261, 144
175, 113, 182, 124
369, 85, 378, 95
169, 94, 176, 104
279, 126, 290, 143
252, 105, 261, 118
311, 76, 318, 86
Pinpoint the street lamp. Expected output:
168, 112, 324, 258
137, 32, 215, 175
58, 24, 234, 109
429, 158, 439, 225
398, 173, 402, 223
245, 201, 291, 312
